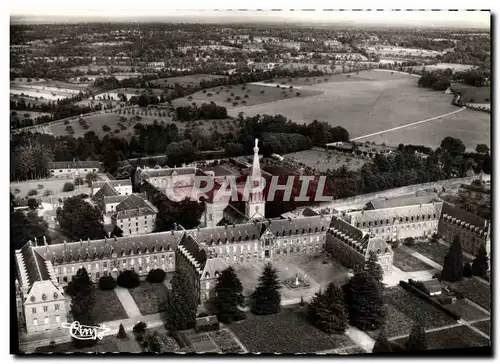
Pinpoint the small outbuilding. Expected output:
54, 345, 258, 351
195, 315, 219, 332
422, 279, 442, 296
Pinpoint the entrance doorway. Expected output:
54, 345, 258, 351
265, 250, 270, 258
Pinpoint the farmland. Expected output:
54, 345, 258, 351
283, 149, 367, 172
150, 74, 225, 88
229, 306, 355, 353
225, 70, 490, 150
172, 83, 323, 110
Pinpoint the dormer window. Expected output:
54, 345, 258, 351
30, 296, 36, 303
42, 294, 47, 301
53, 293, 58, 299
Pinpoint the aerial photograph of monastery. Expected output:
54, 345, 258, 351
10, 9, 491, 355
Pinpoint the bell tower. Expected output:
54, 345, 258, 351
246, 139, 266, 218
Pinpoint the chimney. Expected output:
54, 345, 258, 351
43, 236, 47, 245
34, 237, 37, 246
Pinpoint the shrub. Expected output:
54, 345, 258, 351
43, 189, 53, 197
64, 120, 69, 125
117, 270, 140, 288
404, 237, 416, 247
37, 184, 44, 189
207, 93, 213, 97
235, 96, 241, 100
202, 89, 207, 94
62, 182, 75, 192
226, 97, 232, 102
102, 125, 111, 132
233, 102, 239, 106
27, 189, 38, 196
296, 92, 301, 96
117, 324, 127, 339
98, 275, 117, 290
260, 90, 265, 94
133, 322, 147, 335
114, 129, 120, 134
146, 269, 166, 283
244, 94, 249, 98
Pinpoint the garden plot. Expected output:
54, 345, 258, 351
442, 299, 489, 322
411, 241, 472, 266
283, 149, 366, 172
209, 329, 245, 353
229, 306, 355, 353
392, 325, 490, 350
444, 278, 491, 311
384, 286, 457, 330
128, 282, 169, 316
472, 320, 491, 337
366, 304, 415, 340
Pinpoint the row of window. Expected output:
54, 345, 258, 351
32, 304, 60, 314
356, 214, 437, 228
33, 315, 61, 326
52, 168, 98, 173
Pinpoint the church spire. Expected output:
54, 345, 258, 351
251, 138, 261, 179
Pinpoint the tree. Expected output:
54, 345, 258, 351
111, 226, 123, 238
117, 323, 127, 339
10, 210, 50, 251
406, 322, 428, 352
365, 251, 384, 283
164, 269, 197, 332
63, 182, 75, 192
471, 245, 489, 278
214, 267, 244, 324
251, 263, 281, 315
56, 196, 105, 240
343, 272, 385, 331
85, 171, 98, 187
98, 275, 117, 290
147, 269, 166, 283
475, 144, 490, 155
117, 270, 140, 288
441, 235, 464, 282
133, 321, 147, 335
27, 198, 38, 210
68, 268, 97, 348
308, 283, 348, 334
440, 137, 466, 155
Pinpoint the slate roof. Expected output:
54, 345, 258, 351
179, 234, 208, 273
441, 201, 487, 230
92, 182, 120, 203
115, 207, 157, 219
104, 195, 128, 205
200, 257, 228, 279
364, 237, 392, 257
92, 179, 132, 190
32, 231, 184, 265
330, 216, 365, 240
366, 194, 437, 210
186, 221, 266, 246
49, 161, 101, 170
17, 242, 52, 288
267, 215, 331, 237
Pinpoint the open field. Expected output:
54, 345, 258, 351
11, 110, 52, 120
128, 282, 169, 316
10, 178, 91, 198
450, 83, 490, 103
392, 325, 490, 350
69, 64, 133, 72
150, 74, 225, 87
444, 278, 491, 311
172, 83, 323, 110
91, 289, 128, 323
283, 149, 366, 172
226, 70, 490, 150
35, 335, 142, 353
233, 254, 350, 302
94, 88, 166, 101
392, 247, 434, 272
229, 306, 355, 353
384, 286, 457, 329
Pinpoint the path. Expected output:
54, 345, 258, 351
351, 107, 466, 141
114, 287, 142, 318
345, 325, 375, 353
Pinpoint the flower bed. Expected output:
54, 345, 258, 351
392, 325, 490, 350
228, 306, 354, 353
383, 287, 456, 330
210, 329, 245, 353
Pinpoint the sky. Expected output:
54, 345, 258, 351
10, 9, 490, 28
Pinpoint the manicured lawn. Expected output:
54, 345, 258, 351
128, 282, 169, 316
472, 320, 491, 337
228, 306, 354, 353
411, 242, 472, 266
366, 304, 415, 340
91, 289, 128, 324
36, 335, 142, 353
392, 248, 434, 272
444, 278, 491, 311
283, 149, 366, 173
384, 287, 456, 330
392, 325, 490, 350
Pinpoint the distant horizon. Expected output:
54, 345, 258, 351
10, 10, 490, 29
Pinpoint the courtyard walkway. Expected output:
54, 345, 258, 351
114, 287, 142, 318
345, 325, 375, 353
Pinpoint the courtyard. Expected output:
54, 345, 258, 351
233, 253, 350, 303
91, 289, 129, 324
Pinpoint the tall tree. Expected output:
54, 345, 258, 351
471, 245, 489, 278
365, 251, 384, 283
10, 210, 50, 251
56, 196, 105, 240
214, 267, 244, 324
164, 269, 197, 332
251, 263, 281, 315
343, 272, 385, 331
441, 235, 464, 282
308, 283, 348, 334
406, 322, 428, 352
